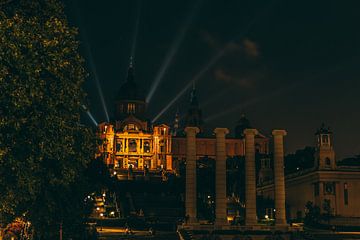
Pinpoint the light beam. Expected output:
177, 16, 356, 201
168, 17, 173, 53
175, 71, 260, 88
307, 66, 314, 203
150, 1, 280, 122
82, 105, 98, 126
131, 0, 142, 58
84, 42, 110, 122
74, 6, 110, 123
146, 0, 202, 104
151, 47, 227, 123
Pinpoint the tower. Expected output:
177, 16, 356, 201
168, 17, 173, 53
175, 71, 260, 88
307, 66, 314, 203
315, 123, 336, 170
172, 109, 180, 136
184, 83, 203, 131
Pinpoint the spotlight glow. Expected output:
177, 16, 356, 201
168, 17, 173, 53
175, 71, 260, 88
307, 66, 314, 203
131, 0, 142, 58
146, 0, 202, 104
82, 105, 98, 126
74, 8, 109, 122
85, 44, 110, 122
151, 48, 226, 123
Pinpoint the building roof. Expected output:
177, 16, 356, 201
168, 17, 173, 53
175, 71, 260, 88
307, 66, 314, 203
116, 62, 145, 102
315, 123, 332, 135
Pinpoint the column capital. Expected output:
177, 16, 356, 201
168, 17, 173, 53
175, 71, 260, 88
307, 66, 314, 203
243, 128, 258, 136
214, 127, 229, 136
184, 127, 200, 135
272, 129, 287, 137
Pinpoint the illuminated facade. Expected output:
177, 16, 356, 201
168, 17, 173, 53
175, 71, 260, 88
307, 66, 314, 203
97, 61, 269, 175
97, 62, 172, 172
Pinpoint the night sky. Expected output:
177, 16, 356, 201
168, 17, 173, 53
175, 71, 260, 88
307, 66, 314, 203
64, 0, 360, 159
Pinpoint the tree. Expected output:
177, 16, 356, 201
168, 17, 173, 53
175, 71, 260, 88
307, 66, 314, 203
322, 199, 332, 224
304, 201, 321, 226
0, 0, 96, 238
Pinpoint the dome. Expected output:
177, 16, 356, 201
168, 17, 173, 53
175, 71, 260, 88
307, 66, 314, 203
235, 114, 251, 138
116, 66, 145, 101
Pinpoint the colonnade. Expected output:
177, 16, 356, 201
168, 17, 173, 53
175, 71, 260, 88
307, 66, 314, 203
184, 127, 287, 226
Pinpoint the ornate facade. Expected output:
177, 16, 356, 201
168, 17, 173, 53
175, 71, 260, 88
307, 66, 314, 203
97, 61, 269, 175
97, 62, 172, 173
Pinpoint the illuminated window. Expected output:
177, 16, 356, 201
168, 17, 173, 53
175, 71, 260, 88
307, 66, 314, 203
144, 141, 150, 153
129, 139, 137, 152
344, 183, 349, 205
160, 140, 165, 153
322, 135, 329, 144
123, 124, 139, 131
127, 103, 136, 113
116, 139, 122, 152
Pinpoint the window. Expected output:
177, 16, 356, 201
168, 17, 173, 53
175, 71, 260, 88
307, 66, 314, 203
129, 139, 137, 152
116, 139, 123, 152
144, 141, 150, 153
325, 157, 331, 166
127, 103, 136, 113
322, 134, 329, 144
324, 182, 335, 195
123, 124, 139, 131
255, 144, 261, 153
344, 183, 349, 205
159, 140, 165, 153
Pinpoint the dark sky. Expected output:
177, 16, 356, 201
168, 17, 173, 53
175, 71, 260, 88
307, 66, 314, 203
64, 0, 360, 159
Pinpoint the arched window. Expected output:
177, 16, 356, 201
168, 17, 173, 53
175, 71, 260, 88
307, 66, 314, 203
322, 134, 329, 144
116, 139, 123, 152
325, 157, 331, 166
129, 139, 137, 152
127, 103, 136, 113
123, 124, 139, 131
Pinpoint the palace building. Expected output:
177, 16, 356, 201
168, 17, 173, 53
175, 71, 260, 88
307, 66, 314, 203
257, 124, 360, 221
97, 61, 269, 177
96, 60, 360, 228
97, 61, 173, 173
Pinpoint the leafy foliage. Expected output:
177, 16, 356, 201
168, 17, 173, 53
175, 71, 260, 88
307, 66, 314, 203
0, 0, 98, 238
304, 201, 321, 226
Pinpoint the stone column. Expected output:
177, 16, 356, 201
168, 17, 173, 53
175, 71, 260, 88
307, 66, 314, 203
214, 128, 229, 225
244, 128, 258, 226
272, 129, 287, 226
185, 127, 200, 223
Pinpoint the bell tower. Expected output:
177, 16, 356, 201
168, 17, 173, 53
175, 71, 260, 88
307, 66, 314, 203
315, 123, 336, 170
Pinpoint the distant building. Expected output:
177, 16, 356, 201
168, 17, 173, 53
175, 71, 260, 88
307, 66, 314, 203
97, 60, 269, 177
257, 124, 360, 220
98, 61, 173, 172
